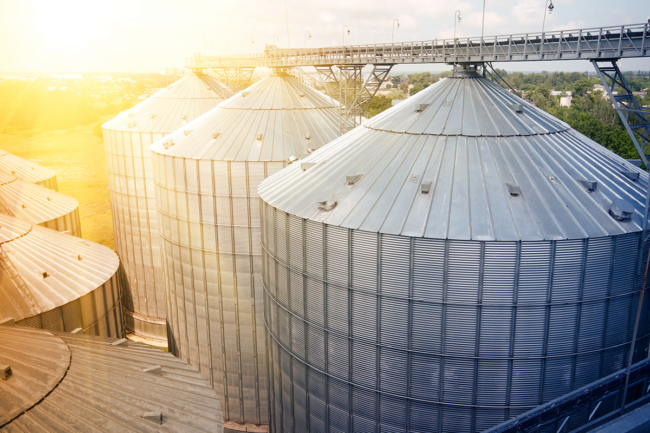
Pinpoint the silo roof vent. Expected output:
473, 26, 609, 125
415, 104, 430, 112
212, 132, 221, 139
142, 365, 163, 375
183, 130, 192, 136
391, 100, 403, 106
506, 182, 521, 196
298, 92, 304, 97
622, 171, 640, 181
286, 155, 299, 165
150, 114, 157, 119
304, 133, 311, 140
127, 122, 136, 128
142, 411, 163, 425
577, 179, 598, 191
317, 193, 337, 211
301, 162, 317, 171
346, 174, 363, 185
163, 139, 174, 150
421, 180, 433, 194
609, 199, 634, 221
242, 92, 250, 97
509, 104, 524, 113
0, 365, 11, 380
256, 133, 263, 140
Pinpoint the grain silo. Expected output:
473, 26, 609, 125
0, 213, 123, 337
0, 148, 58, 190
0, 324, 224, 432
0, 170, 81, 236
150, 69, 342, 431
258, 65, 649, 433
102, 72, 229, 346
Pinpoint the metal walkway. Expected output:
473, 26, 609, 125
186, 22, 650, 69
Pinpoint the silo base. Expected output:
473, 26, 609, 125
122, 307, 168, 349
224, 421, 269, 433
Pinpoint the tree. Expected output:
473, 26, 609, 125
573, 78, 593, 97
410, 83, 429, 96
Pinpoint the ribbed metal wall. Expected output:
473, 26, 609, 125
102, 74, 226, 345
38, 207, 82, 237
15, 272, 124, 337
103, 127, 167, 341
0, 148, 58, 191
153, 156, 285, 426
261, 202, 650, 433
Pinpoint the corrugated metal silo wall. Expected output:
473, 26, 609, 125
153, 152, 286, 425
14, 272, 124, 337
39, 207, 82, 237
261, 201, 650, 433
103, 127, 167, 341
36, 176, 58, 191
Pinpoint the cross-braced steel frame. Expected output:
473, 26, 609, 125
315, 64, 393, 134
207, 67, 255, 97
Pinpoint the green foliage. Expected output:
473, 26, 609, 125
573, 78, 593, 97
410, 83, 429, 96
367, 90, 407, 117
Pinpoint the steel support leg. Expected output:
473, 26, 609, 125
483, 62, 517, 93
209, 67, 255, 97
316, 64, 393, 134
592, 59, 650, 262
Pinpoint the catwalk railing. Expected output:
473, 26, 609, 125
484, 356, 650, 433
186, 22, 650, 69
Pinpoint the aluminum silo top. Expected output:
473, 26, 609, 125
0, 326, 224, 432
0, 213, 119, 323
0, 171, 78, 226
102, 72, 230, 134
0, 149, 56, 186
150, 70, 341, 161
259, 72, 647, 241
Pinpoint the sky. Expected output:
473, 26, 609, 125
0, 0, 649, 74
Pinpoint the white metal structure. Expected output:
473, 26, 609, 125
102, 72, 229, 346
151, 69, 341, 431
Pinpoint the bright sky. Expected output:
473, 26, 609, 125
0, 0, 649, 73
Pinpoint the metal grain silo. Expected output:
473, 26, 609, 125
151, 69, 341, 431
102, 72, 229, 347
0, 170, 81, 236
0, 324, 224, 432
0, 213, 124, 337
0, 148, 58, 190
258, 65, 649, 433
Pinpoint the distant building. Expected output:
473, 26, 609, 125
49, 74, 82, 80
550, 90, 572, 97
117, 77, 134, 83
560, 95, 573, 107
93, 75, 113, 81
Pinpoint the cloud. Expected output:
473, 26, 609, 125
319, 11, 336, 22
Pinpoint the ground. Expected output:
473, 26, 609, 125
0, 116, 115, 250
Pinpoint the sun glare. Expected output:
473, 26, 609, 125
31, 0, 103, 50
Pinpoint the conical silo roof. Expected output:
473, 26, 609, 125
102, 72, 230, 346
0, 325, 224, 432
0, 213, 120, 331
151, 69, 341, 160
102, 72, 230, 134
259, 68, 646, 241
0, 171, 81, 236
0, 149, 58, 191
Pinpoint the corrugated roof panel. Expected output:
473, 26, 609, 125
259, 70, 646, 241
0, 326, 223, 432
0, 150, 57, 190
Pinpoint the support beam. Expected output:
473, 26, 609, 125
208, 67, 255, 97
316, 64, 393, 134
483, 62, 518, 94
592, 59, 650, 273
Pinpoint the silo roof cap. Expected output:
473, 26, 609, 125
150, 73, 343, 162
0, 149, 56, 185
259, 75, 647, 242
102, 72, 229, 134
0, 170, 78, 226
